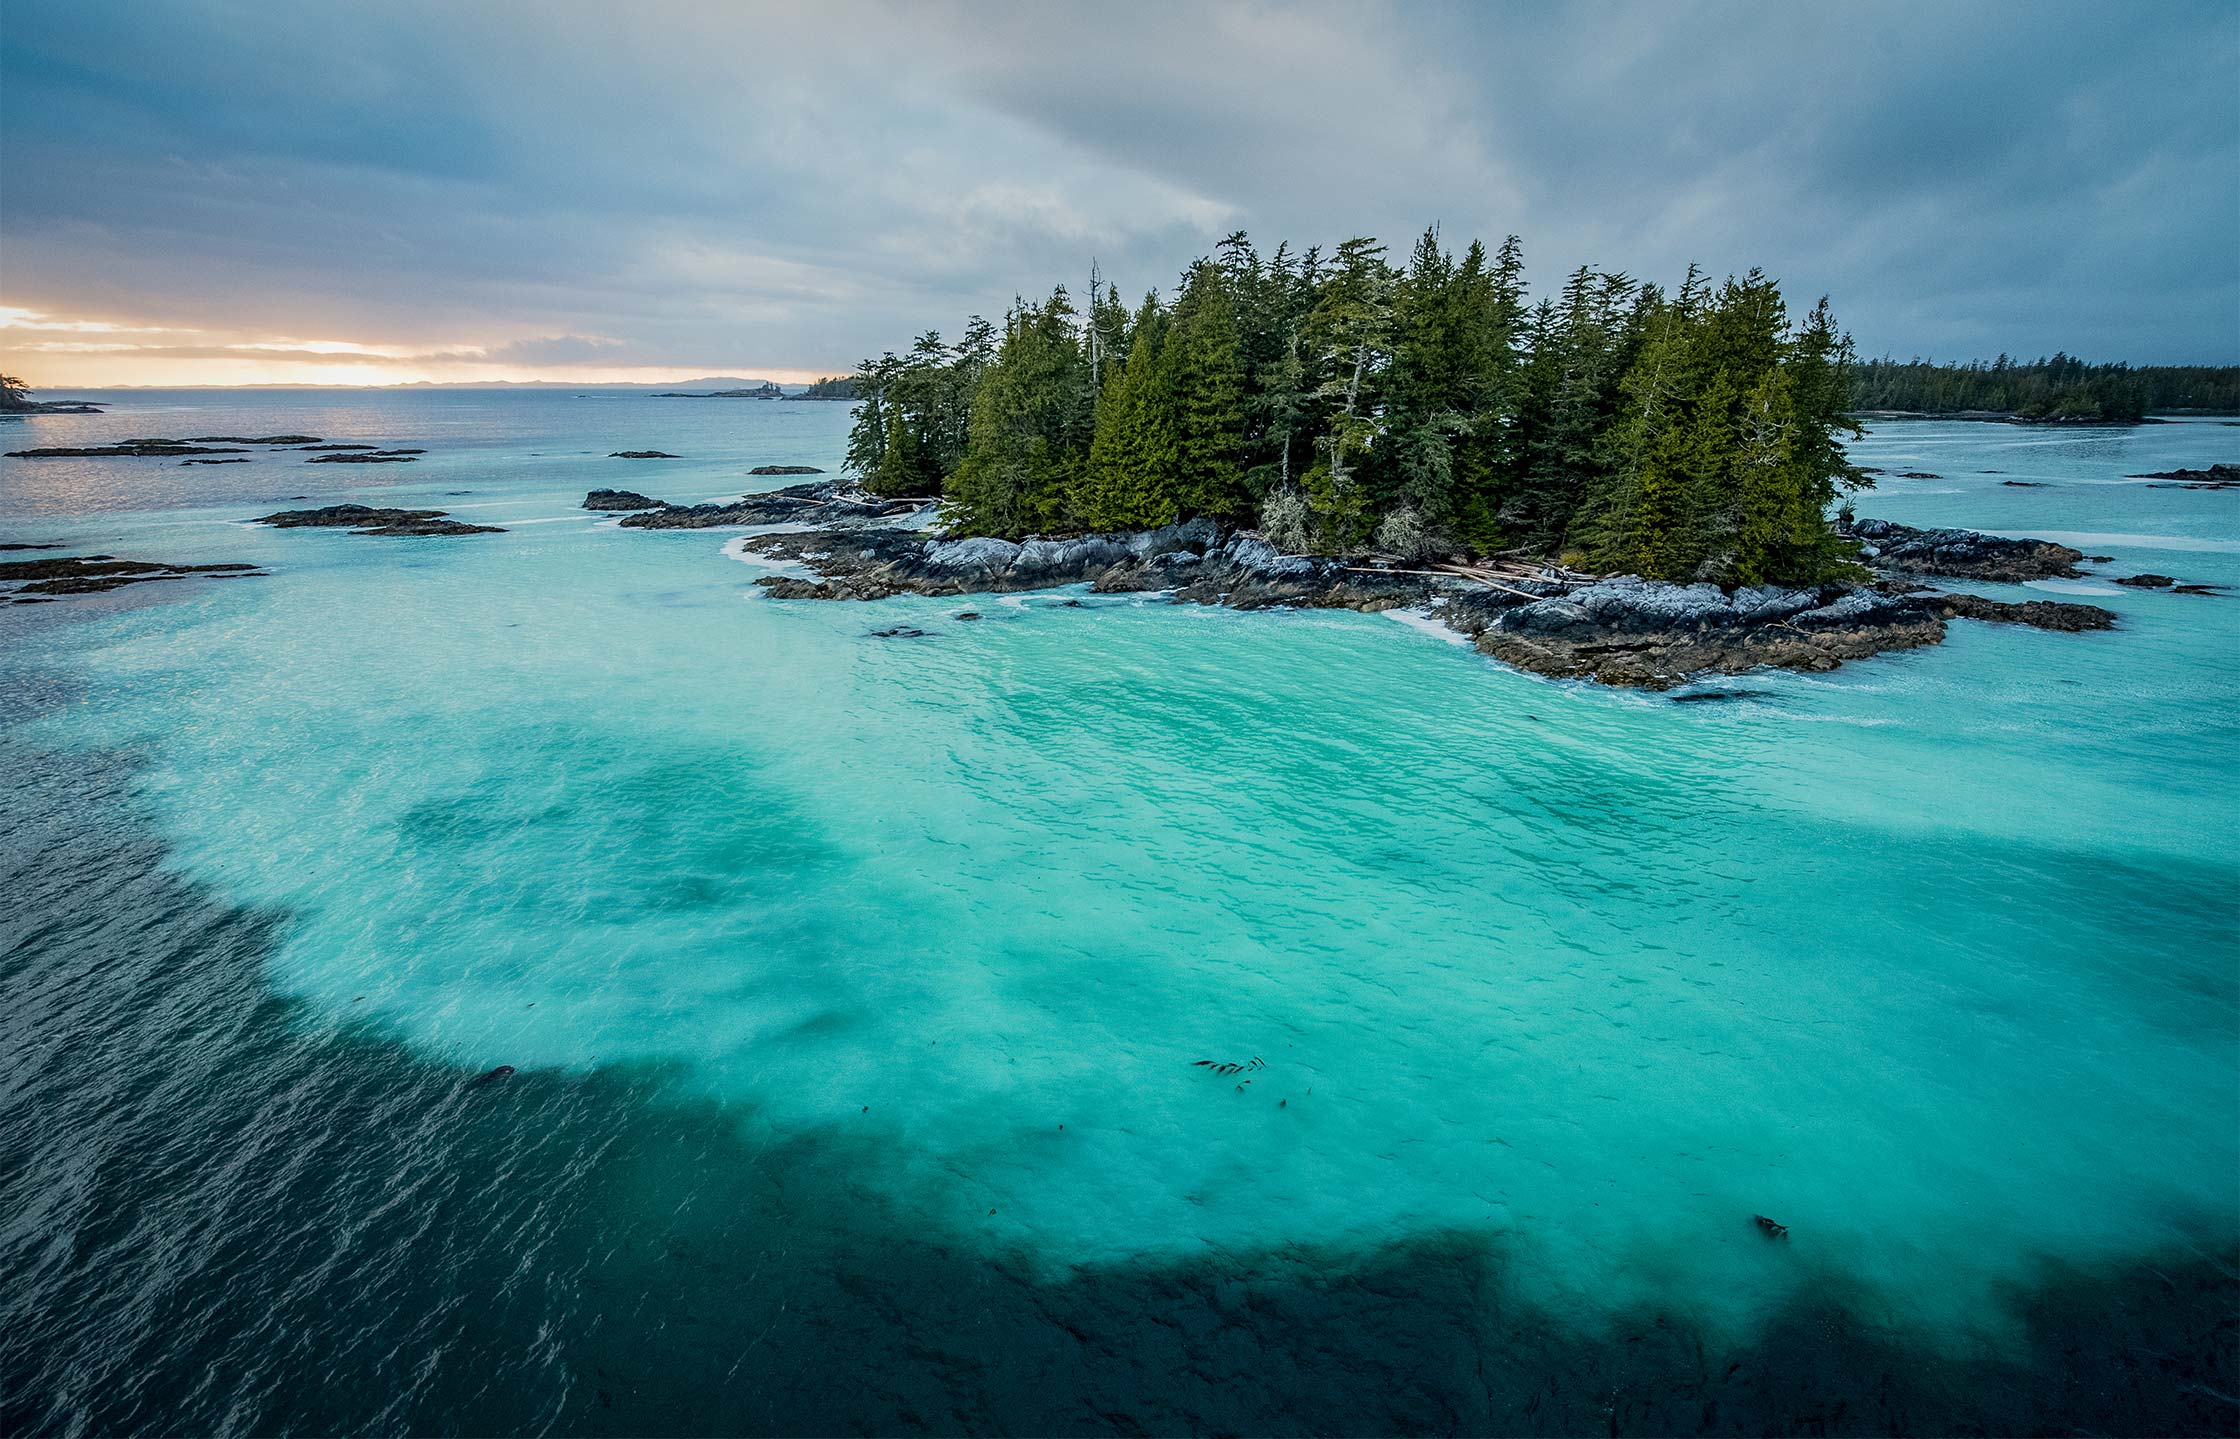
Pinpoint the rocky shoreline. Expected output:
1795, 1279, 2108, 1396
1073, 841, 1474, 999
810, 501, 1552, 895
586, 484, 2134, 689
733, 522, 2119, 688
1839, 516, 2085, 581
585, 482, 928, 527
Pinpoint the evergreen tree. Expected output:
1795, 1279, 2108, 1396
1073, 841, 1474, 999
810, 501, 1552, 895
1080, 297, 1178, 529
856, 229, 1877, 585
1164, 259, 1249, 521
1299, 237, 1395, 551
944, 289, 1093, 537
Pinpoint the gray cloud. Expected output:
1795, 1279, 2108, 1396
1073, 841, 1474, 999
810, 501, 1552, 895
2, 0, 2233, 378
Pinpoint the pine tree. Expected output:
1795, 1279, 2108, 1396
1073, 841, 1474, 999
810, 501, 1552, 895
1080, 297, 1177, 529
1300, 237, 1394, 551
872, 409, 935, 497
944, 289, 1093, 537
1165, 260, 1249, 521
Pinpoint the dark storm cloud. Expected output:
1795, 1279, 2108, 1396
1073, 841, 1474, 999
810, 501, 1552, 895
2, 0, 2232, 380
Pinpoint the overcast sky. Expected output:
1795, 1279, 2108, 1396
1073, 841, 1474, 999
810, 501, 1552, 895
2, 0, 2234, 386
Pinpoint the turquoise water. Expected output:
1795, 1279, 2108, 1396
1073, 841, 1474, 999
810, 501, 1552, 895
4, 394, 2236, 1433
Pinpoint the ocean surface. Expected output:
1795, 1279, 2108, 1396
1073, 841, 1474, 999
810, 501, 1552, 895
3, 391, 2235, 1435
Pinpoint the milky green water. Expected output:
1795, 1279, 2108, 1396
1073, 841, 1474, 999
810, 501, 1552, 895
4, 395, 2236, 1424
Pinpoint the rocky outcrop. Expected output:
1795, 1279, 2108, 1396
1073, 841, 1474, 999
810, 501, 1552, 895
180, 457, 250, 465
1902, 590, 2116, 632
722, 518, 2123, 688
6, 441, 250, 459
742, 520, 1229, 599
2133, 464, 2239, 490
1451, 579, 1946, 688
186, 434, 322, 445
610, 450, 680, 459
618, 481, 924, 529
252, 505, 503, 537
0, 396, 104, 414
2115, 574, 2176, 589
6, 434, 353, 457
305, 449, 424, 464
1843, 517, 2085, 581
748, 464, 825, 475
584, 489, 666, 511
1, 554, 262, 600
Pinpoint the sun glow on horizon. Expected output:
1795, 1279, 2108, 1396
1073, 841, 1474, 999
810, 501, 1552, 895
0, 303, 844, 389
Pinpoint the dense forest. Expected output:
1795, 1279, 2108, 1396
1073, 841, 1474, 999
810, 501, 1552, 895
788, 375, 860, 400
1849, 356, 2240, 422
844, 232, 1866, 586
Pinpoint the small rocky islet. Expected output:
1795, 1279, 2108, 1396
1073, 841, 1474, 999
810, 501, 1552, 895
5, 435, 426, 463
2132, 463, 2239, 490
584, 482, 2167, 690
252, 504, 503, 537
0, 553, 263, 603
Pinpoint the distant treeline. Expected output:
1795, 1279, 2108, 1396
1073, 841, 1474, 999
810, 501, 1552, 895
1849, 356, 2240, 423
789, 375, 860, 400
845, 231, 1867, 586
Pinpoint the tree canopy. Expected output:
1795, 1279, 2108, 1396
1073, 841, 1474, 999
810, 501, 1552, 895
1848, 355, 2240, 421
847, 230, 1880, 585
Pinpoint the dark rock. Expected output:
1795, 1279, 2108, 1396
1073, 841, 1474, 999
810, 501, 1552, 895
708, 515, 2122, 690
2114, 574, 2176, 588
1843, 517, 2085, 581
1908, 591, 2116, 632
297, 443, 380, 451
2087, 555, 2115, 563
2130, 464, 2238, 489
0, 554, 263, 596
584, 489, 666, 511
869, 626, 931, 638
180, 457, 250, 465
0, 542, 64, 551
5, 441, 249, 459
956, 611, 981, 621
1469, 577, 1946, 688
758, 576, 841, 599
2001, 480, 2050, 487
252, 505, 504, 537
1893, 471, 1942, 479
610, 450, 681, 459
304, 450, 422, 464
2171, 584, 2231, 596
185, 434, 322, 445
748, 464, 825, 475
619, 481, 922, 528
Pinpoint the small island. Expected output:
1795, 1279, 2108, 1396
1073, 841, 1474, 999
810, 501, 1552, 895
652, 382, 784, 399
635, 228, 2147, 687
0, 374, 105, 415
